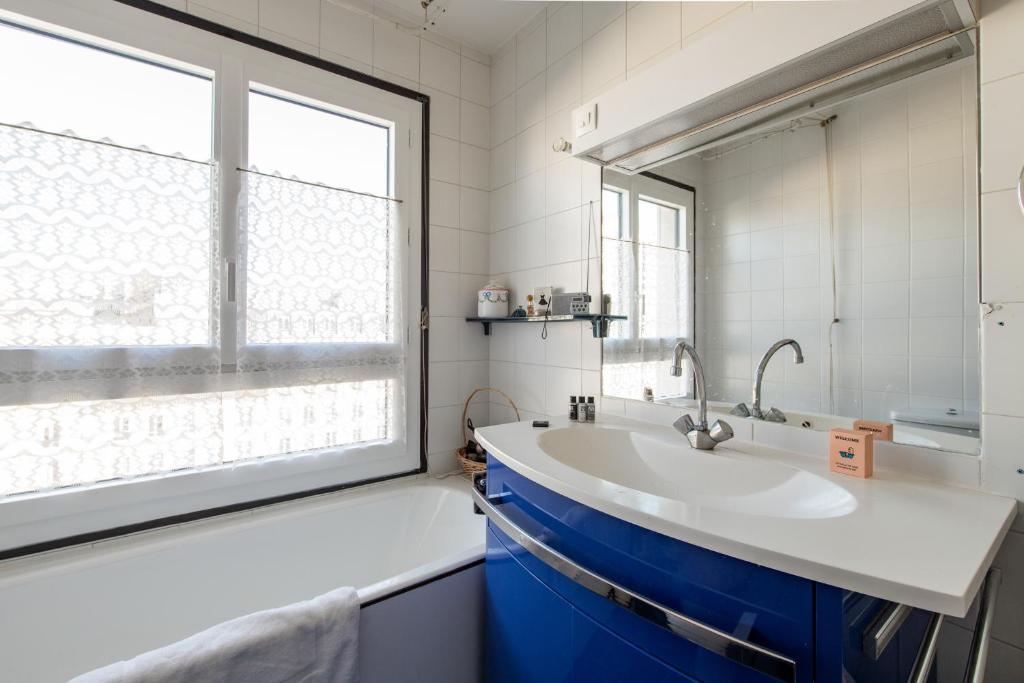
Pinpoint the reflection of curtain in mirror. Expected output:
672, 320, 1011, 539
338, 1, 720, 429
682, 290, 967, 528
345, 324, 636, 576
602, 238, 693, 402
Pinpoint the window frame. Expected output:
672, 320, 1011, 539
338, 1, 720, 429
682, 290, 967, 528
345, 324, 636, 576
637, 195, 682, 251
602, 186, 628, 241
0, 0, 429, 559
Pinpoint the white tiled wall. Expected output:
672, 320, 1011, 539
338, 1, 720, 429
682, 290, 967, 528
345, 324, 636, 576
574, 1, 753, 99
150, 0, 494, 473
485, 6, 604, 428
978, 0, 1024, 335
695, 63, 980, 423
484, 2, 752, 426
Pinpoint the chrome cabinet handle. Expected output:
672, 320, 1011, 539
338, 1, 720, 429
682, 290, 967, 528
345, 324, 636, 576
473, 487, 797, 683
863, 601, 913, 660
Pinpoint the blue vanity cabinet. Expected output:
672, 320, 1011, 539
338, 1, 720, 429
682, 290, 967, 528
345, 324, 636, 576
482, 455, 939, 683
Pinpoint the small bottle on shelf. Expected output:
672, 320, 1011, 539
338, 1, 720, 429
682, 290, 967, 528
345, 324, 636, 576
569, 396, 578, 421
584, 396, 596, 423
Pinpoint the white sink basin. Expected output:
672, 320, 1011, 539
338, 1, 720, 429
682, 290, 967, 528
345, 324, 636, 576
537, 427, 857, 520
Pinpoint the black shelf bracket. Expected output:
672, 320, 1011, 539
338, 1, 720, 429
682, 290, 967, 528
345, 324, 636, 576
465, 314, 626, 339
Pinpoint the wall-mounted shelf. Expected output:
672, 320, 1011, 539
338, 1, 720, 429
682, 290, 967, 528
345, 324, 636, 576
465, 314, 626, 338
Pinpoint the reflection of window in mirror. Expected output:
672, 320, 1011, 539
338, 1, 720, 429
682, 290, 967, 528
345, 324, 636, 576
602, 171, 695, 403
602, 187, 626, 239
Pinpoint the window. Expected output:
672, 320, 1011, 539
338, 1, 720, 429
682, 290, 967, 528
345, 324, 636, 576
602, 172, 694, 402
244, 88, 395, 346
248, 90, 389, 197
0, 3, 423, 551
638, 198, 681, 251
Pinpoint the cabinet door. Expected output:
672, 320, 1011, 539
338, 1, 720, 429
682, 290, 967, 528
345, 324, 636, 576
485, 528, 573, 683
487, 528, 697, 683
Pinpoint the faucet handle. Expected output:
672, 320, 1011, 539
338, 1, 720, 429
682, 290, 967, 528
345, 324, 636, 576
730, 403, 751, 417
709, 419, 734, 443
673, 413, 696, 435
763, 407, 788, 423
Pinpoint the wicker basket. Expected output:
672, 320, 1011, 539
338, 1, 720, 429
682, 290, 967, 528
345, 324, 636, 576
456, 387, 520, 478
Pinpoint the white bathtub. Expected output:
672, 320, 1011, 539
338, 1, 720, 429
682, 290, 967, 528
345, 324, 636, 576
0, 476, 486, 682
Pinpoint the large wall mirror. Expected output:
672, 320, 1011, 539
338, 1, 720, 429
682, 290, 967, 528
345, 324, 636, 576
601, 55, 980, 456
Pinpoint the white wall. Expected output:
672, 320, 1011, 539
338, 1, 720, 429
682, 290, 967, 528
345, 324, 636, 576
146, 0, 496, 473
485, 4, 604, 428
696, 62, 980, 424
482, 2, 752, 427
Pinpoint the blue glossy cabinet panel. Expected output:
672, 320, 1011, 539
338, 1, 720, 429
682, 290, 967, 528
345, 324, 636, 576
487, 527, 699, 683
484, 455, 940, 683
485, 529, 573, 683
571, 606, 700, 683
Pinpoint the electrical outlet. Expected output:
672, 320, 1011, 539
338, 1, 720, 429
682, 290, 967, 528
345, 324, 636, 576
574, 103, 597, 137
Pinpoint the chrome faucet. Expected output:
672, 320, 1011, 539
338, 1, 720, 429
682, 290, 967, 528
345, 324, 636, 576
731, 339, 804, 422
669, 340, 733, 450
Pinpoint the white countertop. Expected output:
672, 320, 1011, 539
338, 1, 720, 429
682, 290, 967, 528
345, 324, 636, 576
476, 415, 1016, 617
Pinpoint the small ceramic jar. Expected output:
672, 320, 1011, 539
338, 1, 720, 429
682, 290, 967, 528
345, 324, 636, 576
477, 281, 510, 318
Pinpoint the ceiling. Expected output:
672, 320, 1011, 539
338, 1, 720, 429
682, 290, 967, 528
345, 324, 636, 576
374, 0, 545, 54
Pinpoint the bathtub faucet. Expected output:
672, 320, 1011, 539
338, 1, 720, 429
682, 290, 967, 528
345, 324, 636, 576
669, 340, 733, 450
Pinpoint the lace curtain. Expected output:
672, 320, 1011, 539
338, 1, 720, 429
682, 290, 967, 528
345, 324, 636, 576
241, 172, 397, 346
0, 124, 219, 361
0, 125, 405, 497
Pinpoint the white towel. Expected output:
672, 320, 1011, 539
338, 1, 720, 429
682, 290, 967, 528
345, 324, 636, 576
70, 586, 360, 683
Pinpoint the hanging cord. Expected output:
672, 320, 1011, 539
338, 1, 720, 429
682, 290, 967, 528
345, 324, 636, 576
584, 200, 597, 293
822, 116, 839, 415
